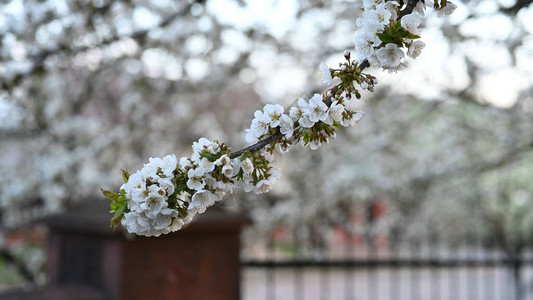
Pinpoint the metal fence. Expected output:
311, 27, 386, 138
241, 226, 533, 300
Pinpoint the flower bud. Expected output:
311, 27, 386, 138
343, 50, 351, 60
346, 86, 352, 93
340, 64, 347, 71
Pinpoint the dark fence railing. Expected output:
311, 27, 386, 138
243, 258, 533, 268
240, 226, 533, 300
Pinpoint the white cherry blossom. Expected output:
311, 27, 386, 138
157, 178, 175, 196
191, 137, 212, 162
245, 128, 259, 144
254, 179, 273, 194
342, 111, 365, 127
122, 212, 151, 235
304, 94, 328, 123
385, 1, 400, 20
206, 142, 220, 154
354, 39, 375, 61
215, 154, 231, 166
298, 114, 315, 128
437, 1, 457, 17
187, 168, 206, 190
401, 12, 422, 35
179, 157, 192, 169
407, 40, 425, 58
263, 104, 284, 127
329, 101, 345, 123
250, 110, 271, 137
140, 193, 167, 218
268, 167, 281, 184
241, 158, 254, 175
279, 114, 294, 138
189, 190, 216, 214
376, 43, 405, 68
222, 164, 234, 178
289, 105, 303, 121
161, 154, 178, 177
319, 62, 333, 85
122, 172, 146, 200
141, 157, 163, 180
363, 3, 392, 27
363, 0, 383, 8
198, 157, 215, 174
153, 209, 175, 230
167, 218, 185, 232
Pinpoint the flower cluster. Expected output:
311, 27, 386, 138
289, 93, 364, 150
103, 1, 457, 237
245, 58, 367, 154
118, 155, 183, 237
355, 0, 455, 72
103, 138, 283, 236
237, 154, 281, 194
245, 104, 294, 144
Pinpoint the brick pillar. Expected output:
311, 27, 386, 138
44, 201, 250, 300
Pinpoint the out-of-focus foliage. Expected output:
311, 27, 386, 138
0, 0, 532, 283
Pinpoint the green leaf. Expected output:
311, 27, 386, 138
121, 169, 130, 183
394, 21, 402, 30
376, 33, 393, 44
110, 217, 121, 227
101, 188, 120, 202
397, 27, 421, 39
110, 200, 128, 228
200, 150, 218, 162
110, 201, 124, 211
114, 204, 126, 218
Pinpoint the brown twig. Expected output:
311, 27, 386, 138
398, 0, 422, 19
229, 130, 283, 159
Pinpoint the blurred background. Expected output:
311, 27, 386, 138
0, 0, 533, 299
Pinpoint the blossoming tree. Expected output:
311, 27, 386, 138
1, 0, 532, 287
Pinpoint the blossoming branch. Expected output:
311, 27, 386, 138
101, 0, 457, 237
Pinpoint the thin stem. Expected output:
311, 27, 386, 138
229, 130, 283, 159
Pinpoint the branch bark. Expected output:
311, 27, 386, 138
398, 0, 421, 20
229, 131, 283, 159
